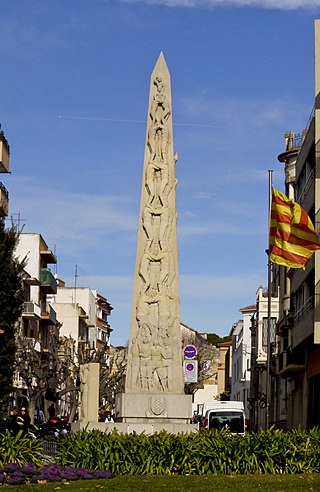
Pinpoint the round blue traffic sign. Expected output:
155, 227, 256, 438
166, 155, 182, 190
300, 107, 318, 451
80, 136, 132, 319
184, 345, 197, 359
186, 362, 196, 372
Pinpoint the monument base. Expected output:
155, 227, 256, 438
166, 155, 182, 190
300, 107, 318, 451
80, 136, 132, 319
72, 421, 198, 434
115, 392, 192, 424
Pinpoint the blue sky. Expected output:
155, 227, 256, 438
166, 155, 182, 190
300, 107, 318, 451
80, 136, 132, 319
1, 1, 318, 345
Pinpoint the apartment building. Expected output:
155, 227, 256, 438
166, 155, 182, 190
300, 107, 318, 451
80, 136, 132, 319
271, 20, 320, 429
51, 284, 96, 349
0, 126, 10, 216
16, 233, 58, 350
50, 283, 113, 362
14, 233, 58, 407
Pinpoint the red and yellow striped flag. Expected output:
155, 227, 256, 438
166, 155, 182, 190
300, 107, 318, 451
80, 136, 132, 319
269, 188, 320, 268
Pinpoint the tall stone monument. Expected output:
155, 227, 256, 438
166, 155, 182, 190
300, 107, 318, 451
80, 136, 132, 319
79, 363, 100, 422
116, 53, 192, 430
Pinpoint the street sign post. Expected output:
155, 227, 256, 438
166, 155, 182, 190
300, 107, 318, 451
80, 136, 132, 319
183, 345, 197, 359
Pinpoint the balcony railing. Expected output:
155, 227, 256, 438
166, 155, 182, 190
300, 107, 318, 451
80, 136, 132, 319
0, 181, 8, 215
41, 304, 56, 325
40, 268, 57, 294
276, 346, 306, 376
294, 295, 316, 324
296, 168, 314, 205
22, 301, 41, 319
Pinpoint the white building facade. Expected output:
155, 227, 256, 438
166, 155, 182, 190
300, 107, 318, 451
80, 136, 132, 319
230, 304, 255, 421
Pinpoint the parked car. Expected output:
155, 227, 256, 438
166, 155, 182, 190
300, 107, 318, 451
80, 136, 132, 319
202, 401, 246, 435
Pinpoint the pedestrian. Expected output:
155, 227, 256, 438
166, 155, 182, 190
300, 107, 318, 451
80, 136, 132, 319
105, 411, 114, 422
15, 407, 31, 435
98, 408, 107, 422
48, 403, 55, 419
34, 407, 45, 425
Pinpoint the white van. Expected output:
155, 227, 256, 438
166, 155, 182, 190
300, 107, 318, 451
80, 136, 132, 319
202, 401, 246, 435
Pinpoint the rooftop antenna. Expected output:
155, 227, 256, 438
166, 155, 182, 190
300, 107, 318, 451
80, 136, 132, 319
10, 212, 26, 232
74, 264, 79, 304
53, 244, 57, 276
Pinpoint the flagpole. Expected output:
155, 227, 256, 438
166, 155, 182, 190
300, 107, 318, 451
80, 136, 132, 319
266, 169, 273, 430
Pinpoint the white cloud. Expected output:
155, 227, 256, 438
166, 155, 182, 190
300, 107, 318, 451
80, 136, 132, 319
180, 273, 264, 300
9, 177, 137, 253
179, 95, 293, 132
178, 220, 262, 236
179, 272, 265, 333
120, 0, 320, 10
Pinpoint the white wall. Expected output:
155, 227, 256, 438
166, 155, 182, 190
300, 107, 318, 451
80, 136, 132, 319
53, 303, 81, 343
16, 233, 41, 303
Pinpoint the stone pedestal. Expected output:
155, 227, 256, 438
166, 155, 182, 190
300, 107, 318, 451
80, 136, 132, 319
72, 420, 199, 434
116, 393, 192, 423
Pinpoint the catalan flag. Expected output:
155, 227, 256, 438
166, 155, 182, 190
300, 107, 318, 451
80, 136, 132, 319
269, 188, 320, 268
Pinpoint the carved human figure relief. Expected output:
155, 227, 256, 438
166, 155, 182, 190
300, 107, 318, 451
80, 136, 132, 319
79, 364, 90, 420
147, 124, 170, 164
145, 160, 169, 201
150, 75, 171, 126
136, 322, 153, 390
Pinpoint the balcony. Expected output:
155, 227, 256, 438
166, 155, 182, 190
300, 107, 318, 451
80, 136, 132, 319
22, 301, 41, 319
22, 274, 40, 286
277, 312, 294, 335
40, 249, 57, 264
0, 136, 10, 173
40, 268, 57, 294
293, 296, 316, 346
0, 182, 8, 215
294, 295, 317, 324
41, 304, 57, 325
296, 168, 314, 205
276, 347, 306, 377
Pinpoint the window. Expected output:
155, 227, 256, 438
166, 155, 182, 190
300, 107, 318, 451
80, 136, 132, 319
262, 317, 276, 353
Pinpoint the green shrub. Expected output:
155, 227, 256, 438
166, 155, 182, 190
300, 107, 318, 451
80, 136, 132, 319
0, 432, 44, 467
56, 427, 320, 475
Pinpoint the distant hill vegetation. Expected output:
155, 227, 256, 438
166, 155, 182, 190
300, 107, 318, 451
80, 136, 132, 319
207, 333, 231, 346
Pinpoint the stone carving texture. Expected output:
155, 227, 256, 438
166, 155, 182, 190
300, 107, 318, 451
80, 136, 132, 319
126, 53, 183, 395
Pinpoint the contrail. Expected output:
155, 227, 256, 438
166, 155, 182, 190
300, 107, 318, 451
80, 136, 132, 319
58, 115, 145, 124
58, 115, 218, 129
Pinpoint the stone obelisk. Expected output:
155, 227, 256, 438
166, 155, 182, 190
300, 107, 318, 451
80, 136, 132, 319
116, 53, 192, 430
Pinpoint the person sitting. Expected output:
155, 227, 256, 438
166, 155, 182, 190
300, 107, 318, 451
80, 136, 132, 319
15, 407, 31, 435
98, 408, 115, 422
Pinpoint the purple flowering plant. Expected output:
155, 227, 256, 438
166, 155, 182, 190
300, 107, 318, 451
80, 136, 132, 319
6, 472, 26, 485
0, 462, 114, 485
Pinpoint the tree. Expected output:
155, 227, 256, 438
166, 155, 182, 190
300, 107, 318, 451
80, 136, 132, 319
0, 214, 26, 418
99, 345, 127, 409
14, 330, 113, 422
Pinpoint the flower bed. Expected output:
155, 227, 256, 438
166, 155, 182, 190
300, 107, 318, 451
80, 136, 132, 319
0, 463, 114, 485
